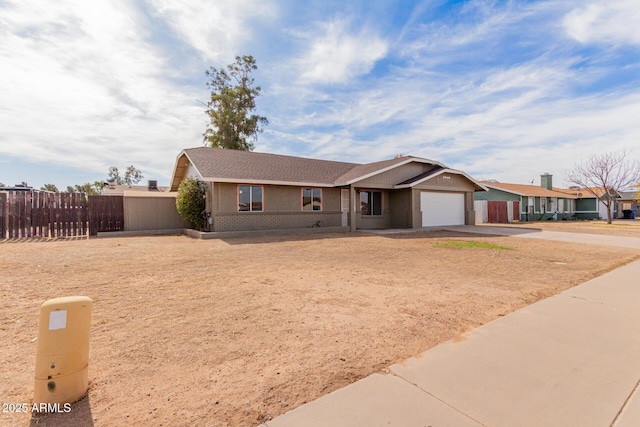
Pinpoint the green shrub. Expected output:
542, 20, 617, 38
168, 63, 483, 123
176, 177, 207, 229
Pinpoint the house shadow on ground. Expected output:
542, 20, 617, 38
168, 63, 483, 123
218, 231, 368, 246
217, 226, 544, 245
30, 394, 94, 427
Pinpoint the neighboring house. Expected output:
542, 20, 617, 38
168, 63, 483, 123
617, 190, 639, 218
477, 174, 577, 221
555, 186, 620, 220
0, 185, 41, 192
169, 147, 487, 233
475, 173, 619, 221
102, 181, 169, 196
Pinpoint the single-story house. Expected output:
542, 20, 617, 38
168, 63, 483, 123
617, 190, 639, 218
169, 147, 487, 232
554, 185, 620, 220
475, 173, 619, 221
102, 181, 169, 196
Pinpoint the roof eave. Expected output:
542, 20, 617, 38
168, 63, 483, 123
169, 150, 204, 191
485, 184, 579, 199
201, 177, 335, 188
483, 184, 526, 196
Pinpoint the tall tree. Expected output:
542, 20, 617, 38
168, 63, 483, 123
107, 166, 124, 185
123, 165, 143, 187
41, 184, 59, 192
64, 182, 106, 195
204, 55, 268, 151
107, 165, 143, 186
566, 149, 640, 224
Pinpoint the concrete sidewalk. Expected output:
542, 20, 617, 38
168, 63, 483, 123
262, 259, 640, 426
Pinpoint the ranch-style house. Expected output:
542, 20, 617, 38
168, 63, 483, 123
169, 147, 487, 233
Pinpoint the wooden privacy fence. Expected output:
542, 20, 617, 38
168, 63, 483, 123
0, 191, 88, 239
88, 195, 124, 236
1, 192, 180, 239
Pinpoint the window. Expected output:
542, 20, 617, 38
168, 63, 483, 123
238, 185, 263, 212
302, 188, 322, 211
360, 191, 382, 216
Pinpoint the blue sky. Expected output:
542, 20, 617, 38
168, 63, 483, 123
1, 0, 639, 190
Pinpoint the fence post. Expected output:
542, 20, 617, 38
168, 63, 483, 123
0, 192, 6, 239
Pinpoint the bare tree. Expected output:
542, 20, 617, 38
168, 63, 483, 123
566, 149, 640, 224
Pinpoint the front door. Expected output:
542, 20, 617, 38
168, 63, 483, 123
341, 189, 349, 227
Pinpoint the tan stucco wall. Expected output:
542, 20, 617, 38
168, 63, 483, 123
413, 173, 476, 192
124, 195, 190, 231
208, 182, 344, 232
389, 189, 412, 228
215, 183, 237, 212
213, 183, 340, 213
353, 163, 433, 188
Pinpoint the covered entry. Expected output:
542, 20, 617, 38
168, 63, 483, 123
420, 191, 465, 226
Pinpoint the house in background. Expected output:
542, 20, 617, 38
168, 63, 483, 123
102, 180, 169, 196
617, 191, 639, 218
555, 185, 620, 220
169, 147, 487, 233
475, 173, 620, 222
476, 174, 576, 222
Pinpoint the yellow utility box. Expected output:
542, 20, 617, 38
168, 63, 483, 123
34, 296, 92, 405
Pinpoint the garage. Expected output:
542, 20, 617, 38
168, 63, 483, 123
420, 191, 465, 226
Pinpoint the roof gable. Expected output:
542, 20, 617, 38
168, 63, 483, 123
398, 167, 487, 191
333, 156, 445, 185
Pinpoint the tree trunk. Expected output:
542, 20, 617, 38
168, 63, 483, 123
605, 202, 612, 224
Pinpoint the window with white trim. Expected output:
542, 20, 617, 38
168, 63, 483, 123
238, 185, 263, 212
302, 188, 322, 211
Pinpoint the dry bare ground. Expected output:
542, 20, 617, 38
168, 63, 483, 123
1, 230, 639, 426
485, 218, 640, 237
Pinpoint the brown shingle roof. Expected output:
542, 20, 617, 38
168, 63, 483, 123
173, 148, 474, 191
184, 147, 357, 185
482, 182, 577, 198
554, 186, 621, 198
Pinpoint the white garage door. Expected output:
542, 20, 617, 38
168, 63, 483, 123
420, 192, 465, 226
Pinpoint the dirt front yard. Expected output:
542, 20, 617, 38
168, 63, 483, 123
1, 231, 638, 426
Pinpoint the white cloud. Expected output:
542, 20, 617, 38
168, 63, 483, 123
564, 0, 640, 45
3, 0, 640, 189
0, 0, 204, 181
298, 18, 388, 84
146, 0, 276, 63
